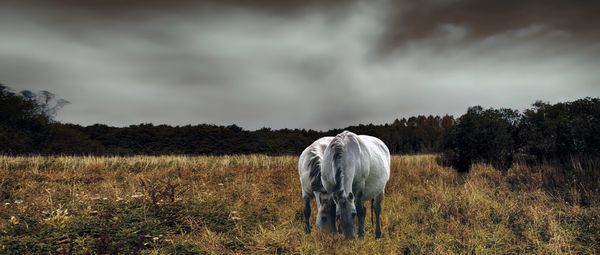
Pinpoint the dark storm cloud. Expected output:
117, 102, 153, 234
11, 0, 351, 19
379, 0, 600, 52
1, 0, 599, 130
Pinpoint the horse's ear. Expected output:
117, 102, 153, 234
348, 192, 354, 201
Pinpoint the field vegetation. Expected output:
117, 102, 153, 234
1, 154, 598, 254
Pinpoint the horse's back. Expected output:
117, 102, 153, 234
358, 135, 390, 168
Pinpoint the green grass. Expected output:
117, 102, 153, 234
0, 154, 598, 254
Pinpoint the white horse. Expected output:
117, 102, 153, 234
298, 137, 337, 234
321, 131, 390, 239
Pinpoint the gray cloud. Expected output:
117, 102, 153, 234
1, 0, 599, 130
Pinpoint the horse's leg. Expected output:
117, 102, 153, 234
371, 198, 374, 229
356, 192, 366, 240
303, 194, 312, 233
374, 193, 384, 238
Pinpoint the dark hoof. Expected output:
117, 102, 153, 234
304, 226, 311, 234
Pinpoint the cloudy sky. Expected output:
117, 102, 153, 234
1, 0, 599, 130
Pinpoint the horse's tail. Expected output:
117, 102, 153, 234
332, 133, 345, 193
308, 150, 325, 192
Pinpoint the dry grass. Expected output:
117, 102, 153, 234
0, 154, 598, 254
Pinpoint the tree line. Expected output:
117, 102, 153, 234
2, 84, 599, 171
443, 98, 600, 171
0, 85, 451, 156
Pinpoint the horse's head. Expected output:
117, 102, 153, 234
334, 191, 357, 239
315, 193, 336, 233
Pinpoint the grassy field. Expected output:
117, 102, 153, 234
0, 154, 598, 254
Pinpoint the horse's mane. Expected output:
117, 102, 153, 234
332, 132, 347, 193
308, 147, 325, 193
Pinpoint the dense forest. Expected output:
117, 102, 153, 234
1, 84, 599, 171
